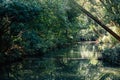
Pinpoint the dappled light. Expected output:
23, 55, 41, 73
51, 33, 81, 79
0, 0, 120, 80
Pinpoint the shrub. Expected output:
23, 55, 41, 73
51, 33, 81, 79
102, 44, 120, 66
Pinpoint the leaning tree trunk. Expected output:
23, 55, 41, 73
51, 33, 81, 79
70, 0, 120, 42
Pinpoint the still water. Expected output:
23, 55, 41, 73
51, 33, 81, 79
0, 42, 120, 80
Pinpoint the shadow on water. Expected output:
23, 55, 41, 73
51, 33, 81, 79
0, 42, 120, 80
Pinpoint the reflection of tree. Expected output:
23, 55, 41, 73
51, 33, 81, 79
1, 43, 119, 80
54, 56, 84, 79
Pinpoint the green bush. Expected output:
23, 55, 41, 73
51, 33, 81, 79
0, 0, 42, 63
77, 28, 98, 41
0, 0, 81, 64
102, 44, 120, 66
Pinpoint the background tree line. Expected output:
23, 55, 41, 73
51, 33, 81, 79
0, 0, 120, 65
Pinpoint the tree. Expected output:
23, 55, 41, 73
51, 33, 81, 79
69, 0, 120, 42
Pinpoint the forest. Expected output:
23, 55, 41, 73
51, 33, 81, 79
0, 0, 120, 80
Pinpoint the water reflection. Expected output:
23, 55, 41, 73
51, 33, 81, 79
0, 43, 120, 80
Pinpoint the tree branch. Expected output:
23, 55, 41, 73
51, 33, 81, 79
70, 0, 120, 42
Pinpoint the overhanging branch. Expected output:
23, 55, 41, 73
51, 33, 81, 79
70, 0, 120, 41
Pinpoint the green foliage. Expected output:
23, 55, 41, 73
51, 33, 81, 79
100, 0, 120, 25
0, 0, 81, 64
102, 44, 120, 66
0, 0, 40, 22
0, 0, 42, 62
1, 0, 119, 66
77, 27, 98, 41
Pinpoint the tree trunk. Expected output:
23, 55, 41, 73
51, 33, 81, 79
70, 0, 120, 42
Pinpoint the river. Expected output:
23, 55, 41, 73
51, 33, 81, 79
0, 42, 120, 80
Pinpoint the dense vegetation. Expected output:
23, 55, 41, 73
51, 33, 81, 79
0, 0, 81, 64
0, 0, 120, 80
102, 44, 120, 66
0, 0, 120, 67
